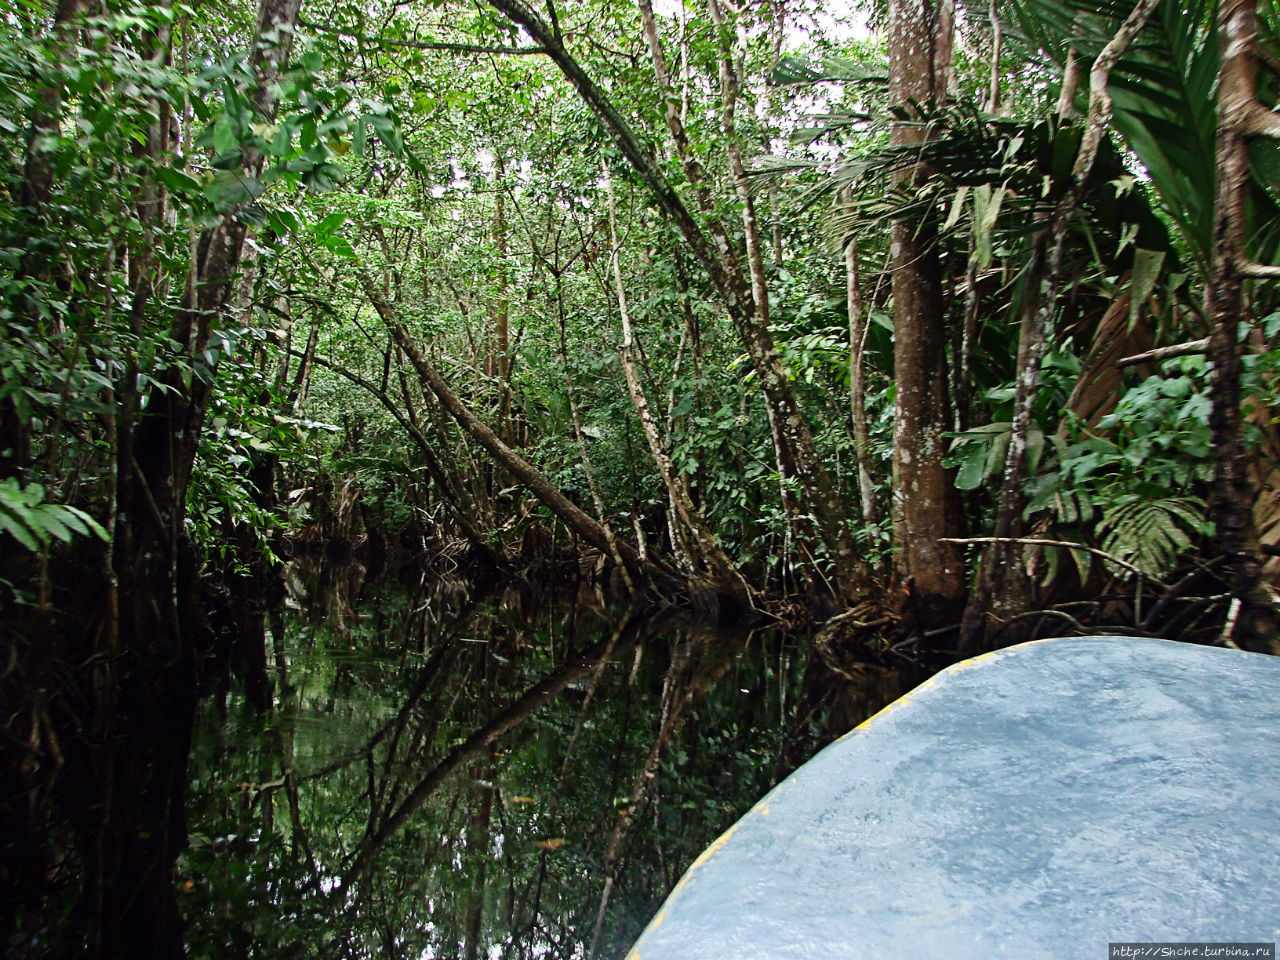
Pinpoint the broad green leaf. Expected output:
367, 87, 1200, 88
955, 447, 987, 490
37, 509, 72, 544
212, 113, 238, 155
314, 212, 347, 237
1128, 247, 1165, 326
0, 510, 40, 551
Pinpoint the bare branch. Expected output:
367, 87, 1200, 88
1246, 104, 1280, 138
1116, 337, 1210, 368
1237, 260, 1280, 279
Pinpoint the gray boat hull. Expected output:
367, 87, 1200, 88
627, 637, 1280, 959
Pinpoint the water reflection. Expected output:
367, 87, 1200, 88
184, 562, 914, 958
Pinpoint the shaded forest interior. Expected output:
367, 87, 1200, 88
4, 0, 1280, 954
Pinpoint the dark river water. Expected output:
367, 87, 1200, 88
181, 559, 916, 959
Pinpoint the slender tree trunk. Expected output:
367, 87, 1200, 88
553, 275, 636, 590
359, 268, 677, 588
709, 0, 865, 599
490, 0, 865, 603
1057, 47, 1081, 119
604, 176, 745, 595
987, 0, 1003, 113
18, 0, 84, 214
491, 156, 512, 442
958, 0, 1163, 654
888, 0, 966, 626
288, 320, 321, 411
1208, 0, 1279, 652
845, 230, 876, 526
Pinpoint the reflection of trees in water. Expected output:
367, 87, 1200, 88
185, 567, 916, 958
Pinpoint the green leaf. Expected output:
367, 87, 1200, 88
212, 113, 239, 155
0, 510, 40, 551
270, 121, 292, 157
971, 184, 1006, 270
204, 170, 265, 212
37, 509, 73, 544
955, 447, 986, 490
156, 166, 202, 195
321, 235, 356, 258
1129, 248, 1165, 325
314, 212, 346, 237
267, 209, 301, 235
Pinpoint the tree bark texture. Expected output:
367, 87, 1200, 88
888, 0, 966, 623
1208, 0, 1279, 652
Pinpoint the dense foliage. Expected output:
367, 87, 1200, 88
4, 0, 1280, 954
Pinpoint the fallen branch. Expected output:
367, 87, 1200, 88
996, 607, 1095, 635
1116, 337, 1210, 368
1237, 260, 1280, 279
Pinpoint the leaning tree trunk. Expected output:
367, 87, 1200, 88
887, 0, 966, 628
489, 0, 866, 604
604, 175, 746, 597
359, 268, 682, 591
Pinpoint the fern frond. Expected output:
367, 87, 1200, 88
1097, 496, 1205, 579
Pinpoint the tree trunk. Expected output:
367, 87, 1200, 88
1208, 0, 1279, 652
490, 157, 512, 442
63, 0, 305, 953
605, 176, 745, 596
553, 274, 636, 590
360, 268, 678, 589
489, 0, 865, 603
958, 0, 1163, 655
888, 0, 966, 626
845, 229, 876, 526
